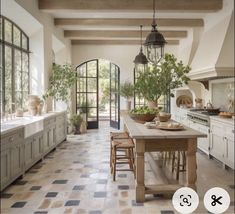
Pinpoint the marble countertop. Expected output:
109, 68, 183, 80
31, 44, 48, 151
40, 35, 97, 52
1, 110, 66, 135
210, 115, 234, 126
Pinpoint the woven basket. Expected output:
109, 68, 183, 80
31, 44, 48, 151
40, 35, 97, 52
158, 114, 171, 122
129, 113, 156, 124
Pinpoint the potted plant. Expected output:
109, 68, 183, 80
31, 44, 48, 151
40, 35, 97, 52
43, 63, 77, 112
119, 81, 134, 110
69, 114, 83, 134
134, 54, 190, 108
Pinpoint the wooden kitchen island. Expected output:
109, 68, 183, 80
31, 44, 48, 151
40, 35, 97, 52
123, 115, 207, 202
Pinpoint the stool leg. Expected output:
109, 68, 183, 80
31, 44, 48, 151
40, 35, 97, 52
176, 151, 180, 180
110, 141, 112, 168
172, 152, 176, 173
113, 147, 117, 181
131, 148, 136, 179
111, 147, 114, 174
182, 151, 186, 171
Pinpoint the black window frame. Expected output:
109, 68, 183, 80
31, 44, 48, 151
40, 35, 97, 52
0, 16, 30, 113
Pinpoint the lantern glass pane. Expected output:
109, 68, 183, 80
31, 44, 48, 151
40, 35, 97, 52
146, 45, 164, 64
135, 63, 147, 73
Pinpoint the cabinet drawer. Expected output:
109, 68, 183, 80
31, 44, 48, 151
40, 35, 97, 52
56, 115, 64, 122
1, 130, 23, 146
44, 117, 56, 127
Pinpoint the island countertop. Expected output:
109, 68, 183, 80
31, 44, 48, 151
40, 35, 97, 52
123, 115, 207, 139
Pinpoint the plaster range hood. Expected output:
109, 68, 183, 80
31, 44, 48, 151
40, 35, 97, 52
189, 10, 234, 81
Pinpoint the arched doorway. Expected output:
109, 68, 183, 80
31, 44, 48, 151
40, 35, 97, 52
76, 59, 120, 129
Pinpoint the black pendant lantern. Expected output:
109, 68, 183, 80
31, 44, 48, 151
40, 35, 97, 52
144, 0, 167, 65
133, 25, 148, 73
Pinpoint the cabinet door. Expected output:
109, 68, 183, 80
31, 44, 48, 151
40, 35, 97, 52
198, 137, 209, 154
10, 143, 23, 179
24, 138, 34, 168
43, 130, 50, 154
33, 135, 42, 161
1, 149, 10, 190
210, 133, 225, 162
225, 136, 234, 169
52, 127, 56, 146
49, 128, 54, 148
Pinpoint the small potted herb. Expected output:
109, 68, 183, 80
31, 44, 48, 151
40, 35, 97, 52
69, 114, 83, 134
119, 81, 134, 110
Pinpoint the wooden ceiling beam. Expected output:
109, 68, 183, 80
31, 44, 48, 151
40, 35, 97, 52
55, 18, 204, 27
71, 39, 179, 45
65, 30, 187, 38
39, 0, 222, 11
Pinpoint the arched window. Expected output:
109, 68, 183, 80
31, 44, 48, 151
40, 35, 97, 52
0, 16, 30, 113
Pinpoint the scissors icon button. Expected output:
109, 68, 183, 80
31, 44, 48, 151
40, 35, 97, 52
204, 187, 230, 214
211, 195, 223, 206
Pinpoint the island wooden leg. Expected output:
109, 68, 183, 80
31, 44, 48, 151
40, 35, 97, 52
135, 140, 145, 202
186, 138, 197, 191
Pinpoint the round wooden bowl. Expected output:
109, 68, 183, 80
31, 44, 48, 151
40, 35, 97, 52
158, 114, 171, 122
129, 113, 156, 124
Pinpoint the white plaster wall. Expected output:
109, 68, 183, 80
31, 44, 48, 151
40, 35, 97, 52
72, 44, 179, 110
30, 29, 44, 96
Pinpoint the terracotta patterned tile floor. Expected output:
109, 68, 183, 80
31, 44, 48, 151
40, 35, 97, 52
0, 122, 234, 214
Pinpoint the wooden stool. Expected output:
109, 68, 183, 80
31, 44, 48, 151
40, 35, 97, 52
171, 151, 186, 180
110, 132, 130, 167
110, 138, 135, 181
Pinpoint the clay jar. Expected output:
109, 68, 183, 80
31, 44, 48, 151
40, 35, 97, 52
27, 95, 40, 116
195, 98, 203, 109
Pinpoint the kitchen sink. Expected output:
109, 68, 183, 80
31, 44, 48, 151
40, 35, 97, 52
1, 116, 44, 138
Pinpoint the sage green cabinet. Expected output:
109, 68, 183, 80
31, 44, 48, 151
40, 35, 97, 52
43, 116, 56, 155
56, 112, 67, 145
1, 128, 24, 191
24, 131, 43, 170
11, 142, 24, 180
1, 111, 67, 191
1, 149, 11, 189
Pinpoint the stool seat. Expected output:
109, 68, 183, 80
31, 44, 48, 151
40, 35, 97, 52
112, 139, 134, 148
110, 132, 129, 140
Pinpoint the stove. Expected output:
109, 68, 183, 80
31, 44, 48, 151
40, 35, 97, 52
187, 110, 210, 126
187, 109, 211, 155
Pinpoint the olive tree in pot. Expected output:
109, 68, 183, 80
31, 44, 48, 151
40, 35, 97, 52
43, 63, 77, 111
119, 81, 134, 110
135, 54, 191, 109
43, 63, 77, 133
69, 114, 83, 135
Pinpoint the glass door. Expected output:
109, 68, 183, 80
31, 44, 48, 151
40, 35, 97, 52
110, 63, 120, 129
76, 60, 99, 129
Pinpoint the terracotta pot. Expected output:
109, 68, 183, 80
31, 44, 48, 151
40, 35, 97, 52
74, 125, 81, 135
80, 121, 87, 134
